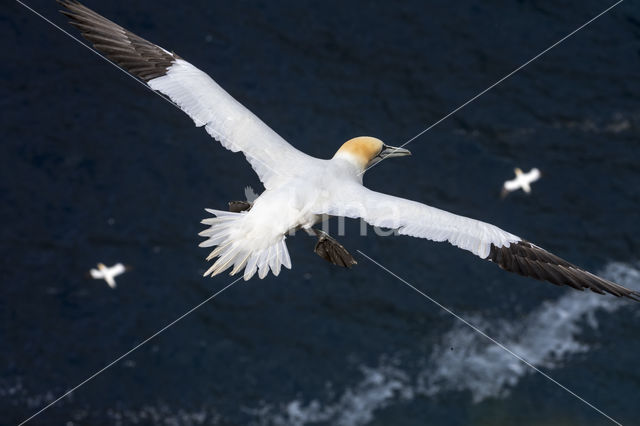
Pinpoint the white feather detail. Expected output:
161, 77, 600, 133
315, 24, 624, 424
244, 253, 259, 281
281, 242, 292, 270
200, 209, 291, 280
315, 184, 521, 259
147, 60, 317, 189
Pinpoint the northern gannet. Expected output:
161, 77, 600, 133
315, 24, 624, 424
501, 167, 541, 198
59, 1, 639, 300
89, 262, 127, 288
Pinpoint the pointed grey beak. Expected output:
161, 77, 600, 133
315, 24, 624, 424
379, 144, 411, 159
366, 144, 411, 168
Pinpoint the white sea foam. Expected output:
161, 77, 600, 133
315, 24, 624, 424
6, 264, 639, 426
1, 376, 219, 425
553, 111, 640, 134
105, 404, 217, 426
0, 377, 57, 410
419, 262, 638, 402
253, 262, 640, 425
247, 363, 413, 426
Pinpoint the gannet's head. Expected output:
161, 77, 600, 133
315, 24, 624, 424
97, 263, 106, 271
514, 167, 523, 176
333, 136, 411, 172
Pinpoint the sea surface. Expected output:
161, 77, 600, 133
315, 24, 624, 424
3, 1, 640, 425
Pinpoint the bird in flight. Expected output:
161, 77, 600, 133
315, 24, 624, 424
89, 262, 127, 289
58, 1, 638, 300
501, 167, 541, 198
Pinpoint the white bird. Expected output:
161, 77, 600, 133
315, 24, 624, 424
89, 262, 126, 289
501, 167, 541, 198
59, 1, 639, 300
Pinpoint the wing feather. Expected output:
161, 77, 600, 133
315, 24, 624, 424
58, 0, 315, 188
527, 168, 541, 181
111, 263, 126, 276
317, 184, 640, 300
317, 184, 519, 258
503, 179, 520, 191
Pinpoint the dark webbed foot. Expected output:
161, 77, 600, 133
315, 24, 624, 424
228, 201, 252, 213
312, 229, 357, 268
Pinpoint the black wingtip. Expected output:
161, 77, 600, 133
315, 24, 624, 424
56, 0, 177, 82
57, 0, 81, 12
488, 241, 640, 302
628, 291, 640, 302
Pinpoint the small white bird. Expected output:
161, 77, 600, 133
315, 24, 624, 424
501, 167, 541, 198
89, 263, 127, 289
59, 1, 638, 301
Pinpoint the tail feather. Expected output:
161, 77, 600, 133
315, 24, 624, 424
282, 244, 292, 270
230, 251, 251, 275
258, 246, 272, 279
200, 209, 292, 280
205, 240, 232, 261
244, 252, 259, 280
209, 242, 241, 276
198, 231, 232, 247
270, 245, 281, 277
204, 208, 236, 217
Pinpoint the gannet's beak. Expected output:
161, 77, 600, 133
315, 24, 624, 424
381, 144, 411, 159
368, 144, 412, 167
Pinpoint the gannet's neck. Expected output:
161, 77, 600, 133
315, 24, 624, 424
330, 154, 366, 182
332, 151, 367, 173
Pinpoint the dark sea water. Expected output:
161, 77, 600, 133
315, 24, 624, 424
3, 1, 640, 424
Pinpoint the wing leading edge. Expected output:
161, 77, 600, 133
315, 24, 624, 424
317, 184, 639, 300
58, 0, 315, 188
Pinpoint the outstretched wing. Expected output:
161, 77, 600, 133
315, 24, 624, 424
58, 0, 315, 189
527, 168, 541, 182
89, 268, 102, 279
111, 263, 126, 277
317, 184, 640, 300
503, 178, 520, 192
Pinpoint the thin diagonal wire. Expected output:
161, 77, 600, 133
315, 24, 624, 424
356, 250, 622, 426
18, 277, 242, 426
15, 0, 182, 112
16, 0, 284, 179
360, 0, 624, 175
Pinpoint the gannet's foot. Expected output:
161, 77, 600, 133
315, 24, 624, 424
228, 201, 252, 213
312, 229, 357, 268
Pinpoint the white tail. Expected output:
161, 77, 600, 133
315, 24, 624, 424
199, 209, 292, 280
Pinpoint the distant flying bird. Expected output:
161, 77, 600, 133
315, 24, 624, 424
501, 167, 541, 198
89, 262, 127, 288
58, 1, 639, 300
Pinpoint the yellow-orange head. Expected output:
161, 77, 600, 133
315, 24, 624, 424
333, 136, 411, 172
